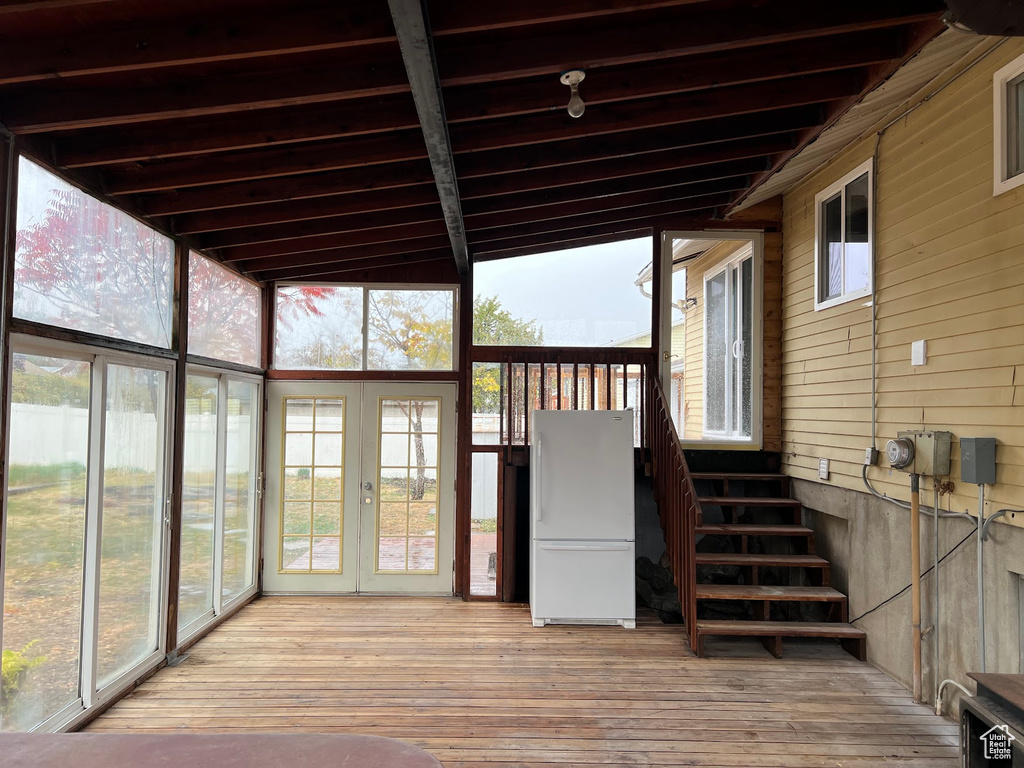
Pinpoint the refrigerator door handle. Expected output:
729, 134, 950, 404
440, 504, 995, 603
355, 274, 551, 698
535, 436, 542, 523
538, 543, 632, 552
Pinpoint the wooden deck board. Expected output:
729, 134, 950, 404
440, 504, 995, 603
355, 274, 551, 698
85, 597, 958, 766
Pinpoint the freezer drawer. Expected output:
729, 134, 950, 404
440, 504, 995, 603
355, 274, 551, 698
530, 540, 635, 628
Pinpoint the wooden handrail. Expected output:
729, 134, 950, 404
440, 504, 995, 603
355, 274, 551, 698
644, 364, 699, 650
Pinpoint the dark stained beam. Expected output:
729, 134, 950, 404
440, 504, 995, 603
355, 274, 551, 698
57, 96, 420, 168
244, 237, 454, 276
218, 219, 449, 262
4, 46, 409, 134
472, 222, 661, 258
256, 252, 454, 282
0, 2, 395, 85
441, 29, 901, 123
107, 105, 814, 194
459, 139, 790, 200
388, 0, 468, 275
435, 0, 944, 86
106, 130, 429, 195
198, 203, 443, 250
448, 70, 865, 154
174, 185, 442, 235
139, 160, 437, 217
427, 0, 706, 35
2, 27, 894, 136
472, 229, 652, 263
0, 0, 117, 11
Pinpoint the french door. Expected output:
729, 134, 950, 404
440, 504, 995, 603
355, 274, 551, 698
704, 250, 754, 440
263, 381, 455, 594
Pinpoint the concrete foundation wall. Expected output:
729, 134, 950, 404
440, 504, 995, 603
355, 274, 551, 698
793, 478, 1024, 711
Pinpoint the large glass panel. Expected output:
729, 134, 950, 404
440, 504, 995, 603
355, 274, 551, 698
1, 354, 90, 732
273, 286, 362, 370
178, 375, 218, 633
844, 173, 870, 294
740, 258, 754, 438
377, 398, 439, 573
14, 158, 173, 348
704, 271, 727, 434
223, 379, 258, 601
470, 453, 499, 597
820, 193, 843, 301
280, 398, 343, 573
472, 363, 502, 445
97, 364, 166, 689
188, 253, 262, 367
473, 237, 652, 347
367, 289, 454, 371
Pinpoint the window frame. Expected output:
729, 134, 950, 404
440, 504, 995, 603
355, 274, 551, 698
271, 282, 459, 373
993, 52, 1024, 196
813, 158, 874, 312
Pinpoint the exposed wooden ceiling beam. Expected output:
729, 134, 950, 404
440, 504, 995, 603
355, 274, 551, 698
449, 70, 864, 153
435, 0, 943, 86
106, 105, 813, 195
4, 46, 409, 134
2, 27, 895, 136
0, 0, 117, 11
174, 186, 443, 235
139, 161, 437, 217
388, 0, 468, 275
471, 229, 652, 263
261, 252, 455, 282
244, 236, 455, 276
219, 219, 450, 262
0, 2, 395, 85
106, 130, 429, 195
57, 96, 421, 168
471, 221, 662, 257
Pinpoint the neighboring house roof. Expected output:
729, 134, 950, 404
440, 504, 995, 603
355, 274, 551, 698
736, 29, 994, 210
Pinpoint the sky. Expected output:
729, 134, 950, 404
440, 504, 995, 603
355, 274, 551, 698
473, 238, 655, 347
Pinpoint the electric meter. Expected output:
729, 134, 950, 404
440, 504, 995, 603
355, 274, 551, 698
886, 437, 915, 470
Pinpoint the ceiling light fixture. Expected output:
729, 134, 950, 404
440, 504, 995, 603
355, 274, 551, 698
560, 69, 586, 118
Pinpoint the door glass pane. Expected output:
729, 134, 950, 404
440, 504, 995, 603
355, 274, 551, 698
470, 453, 499, 597
821, 193, 842, 300
704, 271, 727, 434
376, 398, 439, 573
2, 354, 89, 732
223, 379, 258, 601
178, 375, 217, 633
14, 158, 174, 348
97, 364, 167, 689
366, 289, 454, 371
280, 398, 344, 573
844, 173, 870, 294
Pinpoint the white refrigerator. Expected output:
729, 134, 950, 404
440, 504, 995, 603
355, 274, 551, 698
530, 409, 636, 628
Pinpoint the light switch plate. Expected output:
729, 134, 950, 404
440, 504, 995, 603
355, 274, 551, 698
911, 339, 927, 366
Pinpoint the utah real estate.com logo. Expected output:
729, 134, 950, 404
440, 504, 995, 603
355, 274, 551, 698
980, 724, 1016, 761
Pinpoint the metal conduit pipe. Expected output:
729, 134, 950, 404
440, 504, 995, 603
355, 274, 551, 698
910, 473, 922, 703
936, 679, 973, 716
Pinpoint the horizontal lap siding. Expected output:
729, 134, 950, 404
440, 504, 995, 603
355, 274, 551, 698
781, 39, 1024, 524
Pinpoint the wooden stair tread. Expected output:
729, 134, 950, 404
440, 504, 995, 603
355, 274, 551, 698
696, 584, 845, 601
697, 496, 801, 507
696, 620, 865, 638
695, 553, 828, 567
691, 472, 788, 481
696, 523, 813, 537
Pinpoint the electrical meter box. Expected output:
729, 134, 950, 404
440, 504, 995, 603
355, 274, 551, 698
960, 437, 996, 485
896, 430, 952, 476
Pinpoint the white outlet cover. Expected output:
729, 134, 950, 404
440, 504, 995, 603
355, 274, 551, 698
818, 458, 830, 480
911, 339, 927, 366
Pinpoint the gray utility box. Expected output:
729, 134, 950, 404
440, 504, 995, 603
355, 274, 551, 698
960, 437, 997, 485
897, 430, 952, 477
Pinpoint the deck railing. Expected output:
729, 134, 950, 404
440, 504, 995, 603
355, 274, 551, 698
645, 367, 699, 648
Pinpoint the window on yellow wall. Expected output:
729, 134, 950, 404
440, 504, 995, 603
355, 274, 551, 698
813, 158, 873, 311
994, 52, 1024, 196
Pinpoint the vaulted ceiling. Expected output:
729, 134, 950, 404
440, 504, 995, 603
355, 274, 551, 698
0, 0, 947, 282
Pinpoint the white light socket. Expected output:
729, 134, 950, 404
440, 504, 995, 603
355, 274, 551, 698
911, 339, 927, 366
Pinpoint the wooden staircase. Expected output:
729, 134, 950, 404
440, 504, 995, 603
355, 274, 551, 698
688, 471, 866, 660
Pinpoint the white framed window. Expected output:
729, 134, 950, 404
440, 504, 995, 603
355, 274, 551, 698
993, 52, 1024, 196
813, 158, 873, 311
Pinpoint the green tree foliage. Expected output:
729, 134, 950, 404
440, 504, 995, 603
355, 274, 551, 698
471, 294, 543, 413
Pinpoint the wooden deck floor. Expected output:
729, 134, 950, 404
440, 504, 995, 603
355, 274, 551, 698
86, 597, 959, 767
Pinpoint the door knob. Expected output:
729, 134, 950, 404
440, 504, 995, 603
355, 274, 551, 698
363, 481, 373, 490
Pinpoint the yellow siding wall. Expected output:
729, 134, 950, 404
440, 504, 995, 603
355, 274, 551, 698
781, 39, 1024, 526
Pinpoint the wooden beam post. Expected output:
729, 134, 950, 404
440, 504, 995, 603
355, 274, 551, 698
388, 0, 469, 275
455, 268, 472, 597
